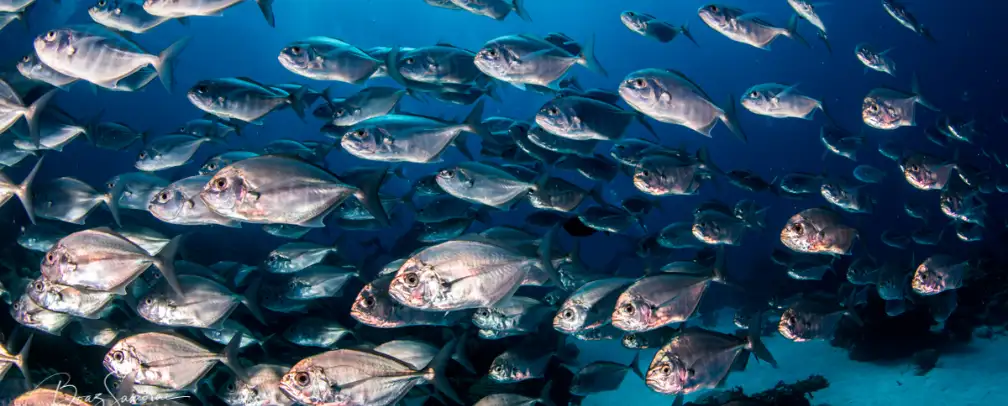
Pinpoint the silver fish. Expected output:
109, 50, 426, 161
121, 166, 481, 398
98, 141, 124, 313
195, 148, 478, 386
449, 0, 530, 21
264, 242, 337, 274
188, 77, 308, 124
0, 78, 57, 146
142, 0, 276, 27
341, 100, 485, 163
350, 274, 468, 328
283, 317, 355, 348
697, 4, 806, 50
219, 364, 294, 406
912, 255, 970, 296
26, 276, 116, 319
855, 43, 896, 76
740, 83, 826, 120
136, 274, 263, 328
283, 265, 358, 300
611, 256, 724, 332
148, 175, 241, 227
321, 86, 407, 127
474, 34, 605, 90
862, 75, 938, 130
33, 25, 189, 91
90, 0, 182, 33
436, 161, 535, 209
103, 331, 247, 391
41, 227, 183, 297
34, 176, 121, 226
554, 278, 634, 334
621, 11, 697, 44
619, 68, 744, 141
780, 208, 858, 255
106, 172, 170, 212
278, 36, 382, 83
200, 155, 389, 227
199, 151, 259, 176
11, 294, 72, 335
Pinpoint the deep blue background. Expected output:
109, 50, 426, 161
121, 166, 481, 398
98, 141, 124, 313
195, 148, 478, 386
0, 0, 1005, 303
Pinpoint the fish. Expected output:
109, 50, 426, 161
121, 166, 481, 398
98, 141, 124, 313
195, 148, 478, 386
778, 298, 860, 342
199, 151, 259, 176
147, 175, 241, 227
697, 4, 806, 49
0, 78, 57, 147
103, 332, 247, 391
570, 353, 644, 395
862, 75, 939, 130
264, 242, 338, 274
142, 0, 276, 27
820, 179, 875, 214
187, 77, 309, 124
740, 83, 828, 120
26, 276, 117, 319
621, 11, 697, 45
473, 33, 606, 90
219, 364, 294, 406
535, 95, 657, 142
780, 208, 858, 255
619, 68, 745, 141
41, 227, 183, 297
633, 149, 719, 196
278, 37, 382, 83
136, 274, 263, 328
787, 0, 827, 35
0, 157, 41, 224
350, 274, 468, 328
88, 120, 147, 151
33, 176, 122, 226
200, 155, 389, 227
611, 253, 725, 332
89, 0, 184, 33
319, 86, 407, 127
853, 165, 886, 183
11, 294, 73, 335
17, 222, 69, 252
644, 323, 776, 400
135, 134, 216, 171
900, 152, 956, 190
33, 25, 190, 91
387, 234, 550, 311
855, 43, 896, 76
279, 339, 461, 406
283, 317, 355, 348
911, 255, 970, 296
436, 161, 536, 209
472, 296, 554, 337
881, 0, 934, 41
449, 0, 530, 21
341, 100, 485, 163
282, 265, 359, 300
554, 278, 634, 334
16, 52, 80, 90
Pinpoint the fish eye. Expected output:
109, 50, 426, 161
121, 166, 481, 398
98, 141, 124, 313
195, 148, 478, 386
750, 91, 759, 98
98, 0, 105, 5
477, 309, 489, 317
626, 11, 635, 16
402, 272, 419, 287
21, 55, 30, 63
45, 252, 56, 263
33, 281, 44, 291
909, 164, 919, 172
438, 169, 455, 179
207, 163, 217, 170
561, 309, 574, 319
791, 223, 804, 234
405, 57, 415, 64
547, 107, 559, 116
106, 182, 116, 189
112, 351, 124, 362
143, 297, 154, 305
290, 46, 302, 54
620, 303, 635, 315
213, 178, 228, 189
641, 170, 650, 177
660, 364, 672, 375
354, 129, 366, 138
294, 371, 310, 386
335, 109, 345, 117
138, 151, 147, 159
157, 191, 170, 202
196, 85, 208, 94
632, 78, 646, 88
492, 365, 504, 374
12, 301, 20, 311
361, 296, 375, 307
868, 104, 879, 113
45, 31, 57, 41
710, 5, 719, 12
226, 383, 236, 391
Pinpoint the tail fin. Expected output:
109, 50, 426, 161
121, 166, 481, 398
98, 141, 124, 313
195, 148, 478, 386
512, 0, 531, 21
25, 88, 59, 148
911, 73, 940, 112
153, 235, 184, 298
219, 333, 250, 382
15, 157, 43, 225
425, 338, 463, 405
351, 167, 391, 227
681, 24, 699, 47
538, 225, 565, 289
455, 99, 487, 160
628, 351, 645, 379
785, 15, 809, 48
816, 31, 832, 54
14, 334, 31, 387
255, 0, 276, 27
720, 94, 746, 142
577, 34, 607, 77
240, 277, 266, 325
102, 189, 122, 228
746, 313, 778, 367
287, 86, 309, 121
153, 36, 192, 93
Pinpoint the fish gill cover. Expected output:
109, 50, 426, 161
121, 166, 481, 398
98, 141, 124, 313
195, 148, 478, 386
0, 0, 1006, 405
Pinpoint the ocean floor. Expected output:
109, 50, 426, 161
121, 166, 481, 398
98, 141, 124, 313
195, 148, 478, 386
577, 312, 1008, 406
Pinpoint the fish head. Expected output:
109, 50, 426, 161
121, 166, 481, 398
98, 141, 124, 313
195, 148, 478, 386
103, 340, 143, 380
142, 0, 180, 15
861, 95, 898, 130
740, 86, 776, 114
328, 101, 364, 126
553, 302, 587, 333
34, 28, 75, 65
41, 243, 78, 283
698, 4, 731, 28
397, 50, 440, 82
199, 157, 226, 176
938, 191, 960, 217
88, 0, 118, 21
340, 126, 385, 157
133, 145, 164, 171
901, 157, 939, 190
911, 262, 947, 296
278, 42, 318, 73
135, 293, 172, 323
620, 11, 651, 34
15, 53, 41, 77
10, 295, 34, 325
25, 276, 62, 310
645, 352, 689, 395
777, 308, 810, 342
622, 333, 645, 349
618, 72, 660, 112
488, 358, 520, 383
473, 41, 514, 79
350, 284, 395, 327
854, 44, 877, 66
219, 375, 260, 405
611, 293, 654, 332
691, 215, 726, 244
387, 258, 445, 310
263, 252, 292, 273
146, 186, 187, 220
535, 99, 579, 135
279, 364, 333, 405
471, 307, 503, 330
633, 166, 669, 196
435, 166, 473, 191
187, 81, 227, 113
780, 214, 814, 253
201, 166, 247, 212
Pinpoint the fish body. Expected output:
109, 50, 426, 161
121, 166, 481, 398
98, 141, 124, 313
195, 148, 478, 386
780, 208, 857, 255
278, 36, 381, 83
697, 4, 804, 50
855, 43, 896, 76
619, 68, 744, 141
740, 83, 823, 120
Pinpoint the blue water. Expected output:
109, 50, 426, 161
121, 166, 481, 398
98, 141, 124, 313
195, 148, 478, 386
1, 0, 1007, 404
